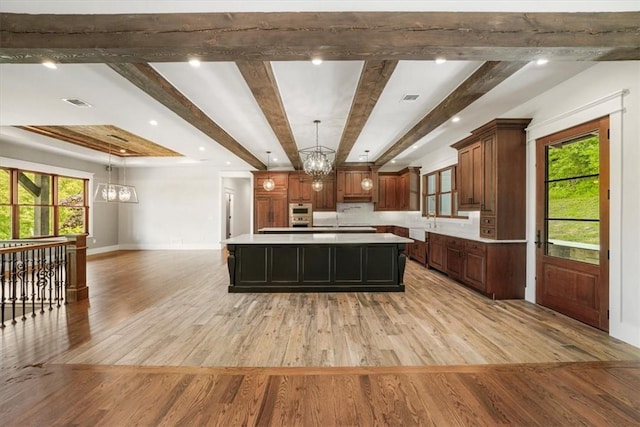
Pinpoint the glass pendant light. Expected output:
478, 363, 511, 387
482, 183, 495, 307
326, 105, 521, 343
361, 150, 374, 191
94, 145, 138, 203
263, 151, 275, 191
311, 180, 324, 192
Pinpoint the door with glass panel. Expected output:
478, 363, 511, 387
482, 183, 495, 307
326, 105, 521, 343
535, 117, 609, 331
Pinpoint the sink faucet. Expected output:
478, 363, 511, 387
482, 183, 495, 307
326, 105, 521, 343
427, 211, 437, 229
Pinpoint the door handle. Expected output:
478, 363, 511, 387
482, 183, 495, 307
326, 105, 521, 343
535, 230, 542, 249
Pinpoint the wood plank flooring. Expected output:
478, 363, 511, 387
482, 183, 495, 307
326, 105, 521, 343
2, 250, 640, 425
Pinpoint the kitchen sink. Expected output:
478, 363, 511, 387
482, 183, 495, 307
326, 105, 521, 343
409, 228, 426, 241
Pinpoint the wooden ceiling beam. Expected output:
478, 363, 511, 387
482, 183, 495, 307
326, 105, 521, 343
336, 60, 398, 166
374, 61, 527, 166
1, 12, 638, 63
107, 63, 265, 170
236, 61, 302, 170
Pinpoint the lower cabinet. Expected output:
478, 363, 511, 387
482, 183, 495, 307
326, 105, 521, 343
410, 240, 427, 266
428, 233, 525, 299
427, 233, 445, 272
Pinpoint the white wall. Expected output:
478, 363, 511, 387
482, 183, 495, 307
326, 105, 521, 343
502, 61, 640, 347
118, 165, 222, 249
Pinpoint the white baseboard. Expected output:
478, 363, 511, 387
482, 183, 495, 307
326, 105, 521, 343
87, 245, 120, 256
118, 243, 222, 250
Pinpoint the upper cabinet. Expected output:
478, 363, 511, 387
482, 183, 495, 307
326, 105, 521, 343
288, 172, 313, 204
452, 119, 531, 240
312, 172, 336, 211
375, 167, 420, 211
336, 167, 376, 203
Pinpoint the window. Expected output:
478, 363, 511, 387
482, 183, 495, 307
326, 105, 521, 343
422, 165, 468, 218
0, 167, 89, 239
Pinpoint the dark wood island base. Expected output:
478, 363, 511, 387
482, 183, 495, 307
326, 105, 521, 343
224, 233, 411, 292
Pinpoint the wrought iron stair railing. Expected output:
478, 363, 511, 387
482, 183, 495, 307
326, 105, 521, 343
0, 239, 70, 327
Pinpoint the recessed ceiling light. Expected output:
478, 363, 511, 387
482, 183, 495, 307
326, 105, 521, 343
198, 146, 205, 151
273, 158, 278, 162
435, 58, 447, 64
452, 116, 461, 123
412, 145, 418, 149
391, 160, 396, 164
311, 58, 323, 65
149, 120, 158, 126
120, 149, 127, 154
536, 58, 549, 66
42, 61, 57, 69
226, 161, 231, 165
189, 59, 201, 68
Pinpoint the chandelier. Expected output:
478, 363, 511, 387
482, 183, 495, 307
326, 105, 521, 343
94, 147, 139, 203
299, 120, 335, 188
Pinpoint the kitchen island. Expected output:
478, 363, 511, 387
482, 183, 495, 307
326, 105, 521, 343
223, 233, 412, 292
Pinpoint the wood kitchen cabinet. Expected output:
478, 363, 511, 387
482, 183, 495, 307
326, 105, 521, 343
252, 172, 289, 230
427, 233, 445, 271
410, 239, 427, 266
336, 167, 376, 203
428, 232, 526, 299
452, 118, 531, 240
288, 172, 313, 204
312, 175, 336, 211
254, 193, 288, 230
376, 175, 397, 210
375, 167, 420, 211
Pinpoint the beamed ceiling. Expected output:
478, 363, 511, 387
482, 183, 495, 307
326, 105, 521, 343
0, 5, 638, 170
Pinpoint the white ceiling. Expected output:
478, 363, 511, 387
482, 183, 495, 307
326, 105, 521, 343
0, 1, 632, 170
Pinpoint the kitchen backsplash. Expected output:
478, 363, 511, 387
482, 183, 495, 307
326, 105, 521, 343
313, 203, 481, 237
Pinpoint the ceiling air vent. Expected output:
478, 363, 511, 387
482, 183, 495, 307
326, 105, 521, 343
62, 98, 92, 108
401, 94, 420, 102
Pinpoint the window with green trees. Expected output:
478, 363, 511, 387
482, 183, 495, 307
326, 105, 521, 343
545, 133, 600, 264
0, 167, 88, 239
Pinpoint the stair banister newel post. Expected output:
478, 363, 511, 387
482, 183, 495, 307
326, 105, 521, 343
65, 234, 88, 302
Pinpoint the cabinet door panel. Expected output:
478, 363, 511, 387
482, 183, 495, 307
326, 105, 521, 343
271, 195, 289, 227
481, 134, 496, 215
464, 251, 486, 291
255, 196, 272, 230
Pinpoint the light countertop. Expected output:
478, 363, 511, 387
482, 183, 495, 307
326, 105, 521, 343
258, 226, 377, 232
425, 228, 527, 244
223, 233, 413, 245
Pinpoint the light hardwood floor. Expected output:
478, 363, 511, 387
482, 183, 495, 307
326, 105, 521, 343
1, 250, 640, 425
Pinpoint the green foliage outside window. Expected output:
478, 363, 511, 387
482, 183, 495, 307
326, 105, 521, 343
546, 135, 600, 246
0, 167, 87, 239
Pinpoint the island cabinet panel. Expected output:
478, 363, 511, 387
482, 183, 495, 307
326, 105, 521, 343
226, 239, 408, 292
427, 232, 525, 299
452, 118, 530, 240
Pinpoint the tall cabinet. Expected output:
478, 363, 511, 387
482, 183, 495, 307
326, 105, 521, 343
252, 172, 289, 230
452, 119, 531, 240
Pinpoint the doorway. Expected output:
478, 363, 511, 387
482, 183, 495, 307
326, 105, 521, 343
535, 117, 610, 331
224, 190, 234, 239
